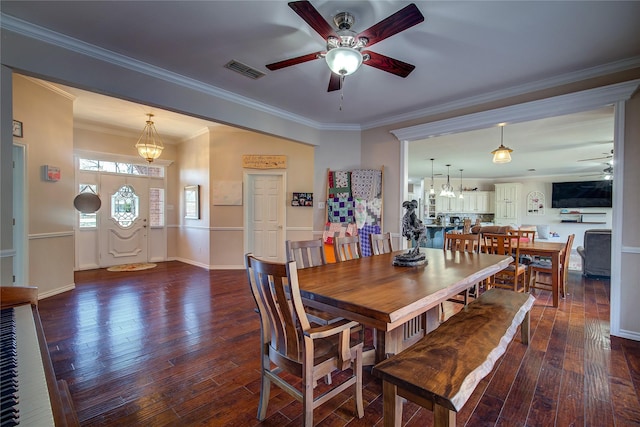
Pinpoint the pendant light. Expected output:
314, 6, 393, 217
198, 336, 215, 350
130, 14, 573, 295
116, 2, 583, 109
491, 123, 513, 163
429, 158, 435, 195
458, 169, 464, 199
439, 164, 456, 198
135, 113, 164, 163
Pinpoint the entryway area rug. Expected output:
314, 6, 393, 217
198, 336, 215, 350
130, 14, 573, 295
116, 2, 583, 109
107, 263, 157, 272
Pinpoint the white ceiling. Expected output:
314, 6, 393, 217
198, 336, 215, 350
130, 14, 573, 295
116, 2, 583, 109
2, 1, 638, 179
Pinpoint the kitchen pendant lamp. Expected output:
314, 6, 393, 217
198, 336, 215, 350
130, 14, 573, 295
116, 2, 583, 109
429, 158, 435, 195
439, 164, 456, 198
135, 113, 164, 163
492, 124, 513, 164
458, 169, 464, 199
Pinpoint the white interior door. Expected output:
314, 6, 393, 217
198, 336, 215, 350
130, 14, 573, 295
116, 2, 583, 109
12, 144, 26, 285
246, 174, 284, 261
99, 174, 149, 267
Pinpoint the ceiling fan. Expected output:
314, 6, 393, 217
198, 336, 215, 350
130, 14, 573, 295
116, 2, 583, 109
266, 1, 425, 92
581, 164, 614, 180
577, 148, 613, 162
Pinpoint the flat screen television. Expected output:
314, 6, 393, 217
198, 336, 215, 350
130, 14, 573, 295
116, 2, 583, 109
551, 180, 612, 208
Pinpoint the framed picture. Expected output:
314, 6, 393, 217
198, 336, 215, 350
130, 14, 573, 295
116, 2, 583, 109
184, 185, 200, 219
13, 120, 23, 138
292, 192, 313, 207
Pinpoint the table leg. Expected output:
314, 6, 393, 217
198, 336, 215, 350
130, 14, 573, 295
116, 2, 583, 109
382, 381, 402, 427
552, 251, 560, 307
375, 306, 441, 363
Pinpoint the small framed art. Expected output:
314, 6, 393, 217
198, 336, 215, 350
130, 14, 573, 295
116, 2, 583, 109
13, 120, 23, 138
292, 192, 313, 207
184, 185, 200, 219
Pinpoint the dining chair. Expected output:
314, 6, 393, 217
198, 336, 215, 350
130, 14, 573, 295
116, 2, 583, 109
526, 234, 575, 298
509, 229, 536, 264
245, 254, 364, 427
286, 238, 327, 268
482, 233, 527, 292
286, 238, 346, 326
441, 232, 482, 320
333, 233, 363, 261
370, 232, 393, 255
512, 228, 536, 243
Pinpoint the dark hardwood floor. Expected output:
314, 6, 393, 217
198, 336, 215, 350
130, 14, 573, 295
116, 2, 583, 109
37, 261, 640, 426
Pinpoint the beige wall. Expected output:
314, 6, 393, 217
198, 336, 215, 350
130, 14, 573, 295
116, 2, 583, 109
13, 75, 75, 296
1, 66, 14, 285
176, 131, 210, 267
621, 92, 640, 334
208, 126, 315, 267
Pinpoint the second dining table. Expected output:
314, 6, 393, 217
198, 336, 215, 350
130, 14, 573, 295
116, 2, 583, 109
297, 248, 512, 364
517, 240, 566, 307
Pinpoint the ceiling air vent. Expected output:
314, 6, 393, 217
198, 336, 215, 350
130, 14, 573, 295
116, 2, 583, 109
224, 60, 265, 80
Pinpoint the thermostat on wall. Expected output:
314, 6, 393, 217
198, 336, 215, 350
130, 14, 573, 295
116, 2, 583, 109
42, 165, 61, 182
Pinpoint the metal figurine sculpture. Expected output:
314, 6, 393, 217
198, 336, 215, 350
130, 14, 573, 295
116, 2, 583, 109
393, 200, 428, 266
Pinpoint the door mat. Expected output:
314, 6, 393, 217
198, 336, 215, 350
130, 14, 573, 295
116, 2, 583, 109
107, 263, 157, 272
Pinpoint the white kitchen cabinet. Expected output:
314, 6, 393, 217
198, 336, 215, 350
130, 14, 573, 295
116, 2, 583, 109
494, 183, 522, 225
435, 195, 453, 213
435, 191, 495, 214
461, 191, 494, 213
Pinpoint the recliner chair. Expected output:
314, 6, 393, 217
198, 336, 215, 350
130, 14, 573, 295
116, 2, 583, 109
577, 229, 611, 277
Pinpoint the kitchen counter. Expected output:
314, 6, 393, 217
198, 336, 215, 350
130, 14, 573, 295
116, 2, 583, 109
422, 224, 462, 248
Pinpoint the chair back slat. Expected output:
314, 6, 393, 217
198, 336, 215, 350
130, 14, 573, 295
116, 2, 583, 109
245, 254, 309, 361
562, 234, 575, 285
370, 232, 393, 255
563, 234, 575, 267
444, 232, 480, 253
511, 229, 536, 243
334, 234, 362, 261
286, 239, 327, 268
483, 232, 521, 265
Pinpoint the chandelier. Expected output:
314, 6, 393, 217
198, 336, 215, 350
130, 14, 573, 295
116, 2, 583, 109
439, 164, 456, 198
429, 158, 435, 195
491, 123, 513, 163
135, 113, 164, 163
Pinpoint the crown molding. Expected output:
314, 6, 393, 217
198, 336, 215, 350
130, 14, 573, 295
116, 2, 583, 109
391, 79, 640, 142
21, 75, 76, 100
3, 13, 638, 133
1, 14, 351, 131
364, 56, 640, 130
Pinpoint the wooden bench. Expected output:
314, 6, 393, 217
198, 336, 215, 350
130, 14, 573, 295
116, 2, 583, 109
371, 288, 535, 427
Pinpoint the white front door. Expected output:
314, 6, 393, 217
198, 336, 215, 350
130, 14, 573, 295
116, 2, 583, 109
99, 174, 149, 267
246, 174, 284, 261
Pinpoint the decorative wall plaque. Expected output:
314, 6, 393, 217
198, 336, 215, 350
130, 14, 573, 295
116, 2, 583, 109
242, 155, 287, 169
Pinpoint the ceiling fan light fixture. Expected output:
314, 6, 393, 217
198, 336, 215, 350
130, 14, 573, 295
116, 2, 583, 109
135, 113, 164, 163
491, 124, 513, 163
325, 47, 363, 76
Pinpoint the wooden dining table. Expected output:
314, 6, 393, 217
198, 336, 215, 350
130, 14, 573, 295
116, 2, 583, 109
297, 248, 512, 364
518, 240, 566, 307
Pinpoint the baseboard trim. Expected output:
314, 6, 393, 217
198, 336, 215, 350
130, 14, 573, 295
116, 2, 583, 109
39, 283, 76, 300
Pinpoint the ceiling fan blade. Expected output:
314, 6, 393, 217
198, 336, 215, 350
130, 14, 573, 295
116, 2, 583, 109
577, 155, 612, 162
266, 51, 323, 71
288, 1, 338, 40
363, 51, 415, 77
328, 73, 341, 92
357, 3, 424, 47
